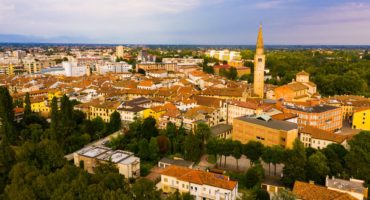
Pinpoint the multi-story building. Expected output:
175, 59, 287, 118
62, 61, 89, 77
88, 100, 121, 122
206, 49, 241, 62
322, 95, 370, 120
232, 115, 298, 148
352, 107, 370, 131
23, 59, 56, 74
116, 45, 124, 58
136, 63, 177, 72
160, 165, 238, 200
299, 126, 352, 149
213, 64, 251, 77
282, 101, 342, 132
74, 146, 140, 179
326, 177, 368, 200
162, 58, 203, 65
96, 62, 132, 74
225, 99, 273, 124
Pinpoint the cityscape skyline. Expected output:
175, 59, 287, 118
1, 0, 370, 45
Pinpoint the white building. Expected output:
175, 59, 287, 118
299, 126, 352, 149
160, 165, 238, 200
225, 100, 273, 124
74, 146, 140, 179
96, 62, 132, 74
62, 61, 88, 77
326, 176, 368, 200
162, 58, 203, 65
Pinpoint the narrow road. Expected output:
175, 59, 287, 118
64, 130, 124, 161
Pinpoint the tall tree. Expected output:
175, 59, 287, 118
195, 122, 211, 151
322, 143, 347, 177
184, 134, 201, 162
138, 139, 150, 161
262, 146, 273, 176
232, 140, 243, 170
282, 139, 307, 187
0, 139, 16, 192
306, 151, 329, 185
206, 138, 219, 167
148, 137, 159, 161
141, 117, 158, 140
270, 145, 285, 176
50, 97, 58, 141
166, 122, 177, 154
108, 111, 121, 134
243, 141, 264, 166
245, 164, 264, 189
345, 131, 370, 183
24, 92, 32, 116
0, 87, 15, 142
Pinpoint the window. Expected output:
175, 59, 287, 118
258, 58, 262, 62
164, 178, 168, 182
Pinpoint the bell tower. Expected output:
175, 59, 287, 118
253, 24, 265, 98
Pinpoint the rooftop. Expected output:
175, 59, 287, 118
159, 157, 194, 168
285, 103, 340, 113
326, 177, 367, 194
236, 115, 298, 131
293, 181, 357, 200
210, 124, 233, 137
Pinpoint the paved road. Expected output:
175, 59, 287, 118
64, 130, 124, 161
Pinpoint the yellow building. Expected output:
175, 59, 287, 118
89, 101, 121, 122
232, 115, 298, 148
29, 97, 50, 115
143, 106, 166, 122
47, 90, 63, 101
352, 108, 370, 131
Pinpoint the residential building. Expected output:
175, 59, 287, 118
213, 64, 251, 77
352, 107, 370, 131
206, 49, 241, 62
74, 146, 140, 179
158, 158, 194, 169
96, 62, 132, 74
62, 61, 88, 77
88, 100, 121, 122
226, 99, 273, 124
326, 177, 368, 200
210, 124, 233, 139
282, 101, 342, 132
136, 63, 177, 72
293, 181, 357, 200
322, 95, 370, 119
232, 115, 298, 148
162, 58, 203, 65
299, 126, 352, 149
253, 25, 265, 98
116, 45, 124, 58
160, 165, 238, 200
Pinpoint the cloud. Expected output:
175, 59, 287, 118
254, 0, 295, 9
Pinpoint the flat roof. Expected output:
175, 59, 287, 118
326, 178, 367, 194
236, 116, 298, 131
285, 104, 339, 113
211, 124, 233, 136
159, 157, 194, 167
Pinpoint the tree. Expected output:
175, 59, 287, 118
255, 188, 270, 200
108, 111, 121, 134
138, 139, 150, 160
0, 139, 16, 192
166, 122, 177, 153
157, 135, 170, 155
243, 141, 264, 166
272, 189, 296, 200
142, 117, 158, 140
245, 164, 264, 189
262, 146, 273, 176
227, 67, 238, 80
222, 139, 234, 167
0, 87, 15, 142
184, 134, 202, 162
232, 140, 243, 170
270, 145, 285, 176
306, 151, 329, 185
322, 143, 347, 177
195, 122, 211, 151
132, 178, 161, 199
24, 92, 32, 116
148, 137, 159, 161
345, 131, 370, 183
50, 97, 58, 141
282, 139, 307, 187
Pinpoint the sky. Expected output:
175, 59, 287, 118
0, 0, 370, 45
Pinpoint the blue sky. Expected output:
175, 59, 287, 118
0, 0, 370, 44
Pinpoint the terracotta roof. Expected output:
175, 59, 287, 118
138, 80, 154, 87
229, 99, 272, 111
293, 181, 357, 200
271, 113, 297, 121
192, 95, 223, 108
161, 166, 237, 190
354, 107, 370, 113
300, 126, 352, 143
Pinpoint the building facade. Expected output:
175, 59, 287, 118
253, 25, 265, 98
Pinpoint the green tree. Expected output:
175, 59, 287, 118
262, 146, 274, 176
243, 141, 264, 166
142, 117, 158, 140
345, 131, 370, 183
255, 188, 270, 200
0, 87, 15, 142
232, 140, 243, 170
322, 143, 347, 177
108, 111, 121, 134
272, 188, 296, 200
184, 134, 201, 162
195, 122, 211, 151
227, 67, 238, 80
166, 122, 177, 154
245, 164, 264, 189
24, 92, 32, 116
306, 151, 329, 185
148, 137, 159, 161
270, 145, 285, 176
50, 97, 58, 141
132, 178, 161, 199
138, 139, 150, 160
282, 139, 307, 187
0, 139, 16, 192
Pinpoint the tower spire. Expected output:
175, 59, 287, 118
256, 24, 264, 54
